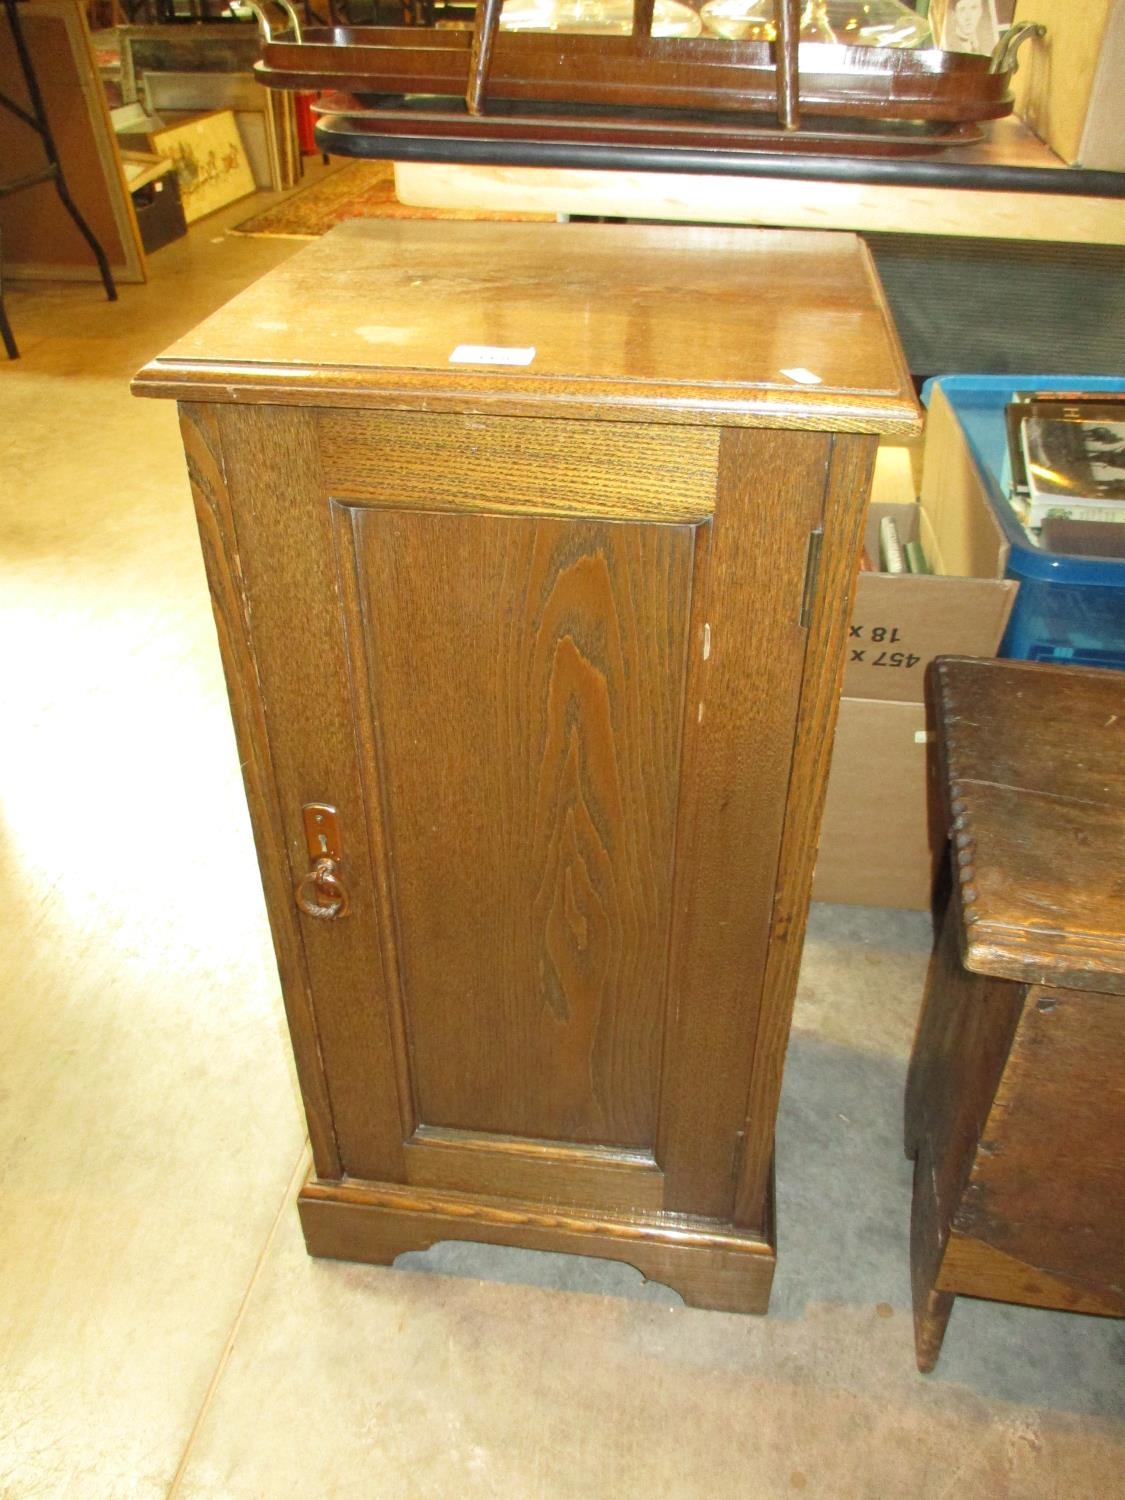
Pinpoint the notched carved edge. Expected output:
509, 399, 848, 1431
934, 658, 981, 930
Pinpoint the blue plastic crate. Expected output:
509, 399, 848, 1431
922, 375, 1125, 672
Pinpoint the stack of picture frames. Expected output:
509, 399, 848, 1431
119, 21, 301, 196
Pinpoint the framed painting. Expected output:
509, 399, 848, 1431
150, 109, 257, 223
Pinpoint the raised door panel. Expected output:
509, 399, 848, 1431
336, 504, 699, 1150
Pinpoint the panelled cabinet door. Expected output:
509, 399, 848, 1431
194, 401, 829, 1230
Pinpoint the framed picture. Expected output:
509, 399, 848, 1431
930, 0, 1001, 56
150, 109, 256, 224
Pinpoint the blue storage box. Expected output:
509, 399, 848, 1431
922, 375, 1125, 671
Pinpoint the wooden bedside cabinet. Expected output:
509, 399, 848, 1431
135, 220, 918, 1312
907, 656, 1125, 1370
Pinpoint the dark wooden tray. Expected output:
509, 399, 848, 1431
256, 26, 1016, 125
312, 93, 985, 159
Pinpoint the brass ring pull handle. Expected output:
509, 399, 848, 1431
295, 857, 349, 920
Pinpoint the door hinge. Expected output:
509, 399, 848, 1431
799, 526, 824, 630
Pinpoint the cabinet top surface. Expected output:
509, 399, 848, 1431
133, 220, 919, 432
934, 656, 1125, 995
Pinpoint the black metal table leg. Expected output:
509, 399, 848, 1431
0, 0, 118, 323
0, 292, 17, 359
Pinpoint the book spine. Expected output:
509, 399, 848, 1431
879, 515, 906, 574
904, 540, 931, 574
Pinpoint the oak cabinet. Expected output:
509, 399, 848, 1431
135, 220, 918, 1312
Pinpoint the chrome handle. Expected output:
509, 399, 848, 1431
245, 0, 303, 44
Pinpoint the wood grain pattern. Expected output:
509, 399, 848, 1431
138, 360, 923, 433
904, 894, 1023, 1175
178, 403, 340, 1179
939, 1233, 1125, 1318
657, 425, 828, 1218
256, 23, 1017, 123
909, 963, 1125, 1364
910, 1281, 955, 1375
904, 896, 1023, 1370
215, 405, 409, 1183
133, 222, 919, 437
733, 431, 877, 1227
344, 505, 695, 1148
948, 981, 1125, 1303
908, 658, 1125, 1367
148, 221, 917, 1302
933, 656, 1125, 993
298, 1172, 776, 1314
404, 1126, 664, 1214
391, 139, 1125, 248
330, 503, 417, 1140
320, 409, 718, 524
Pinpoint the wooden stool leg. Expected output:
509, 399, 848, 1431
904, 895, 961, 1160
909, 1145, 955, 1373
913, 1285, 954, 1374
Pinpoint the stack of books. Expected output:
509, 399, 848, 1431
866, 514, 930, 576
1005, 393, 1125, 558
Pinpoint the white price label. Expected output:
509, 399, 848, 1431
449, 344, 536, 366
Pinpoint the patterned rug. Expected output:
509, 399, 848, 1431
231, 159, 549, 237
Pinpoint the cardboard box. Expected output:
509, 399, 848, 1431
1011, 0, 1125, 172
812, 698, 940, 911
814, 413, 1019, 910
844, 432, 1016, 704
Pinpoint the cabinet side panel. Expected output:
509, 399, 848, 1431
734, 432, 878, 1227
347, 507, 696, 1149
658, 426, 829, 1218
903, 895, 1023, 1308
952, 982, 1125, 1300
215, 405, 408, 1184
178, 402, 339, 1177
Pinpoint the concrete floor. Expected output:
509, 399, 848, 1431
1, 187, 1122, 1499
